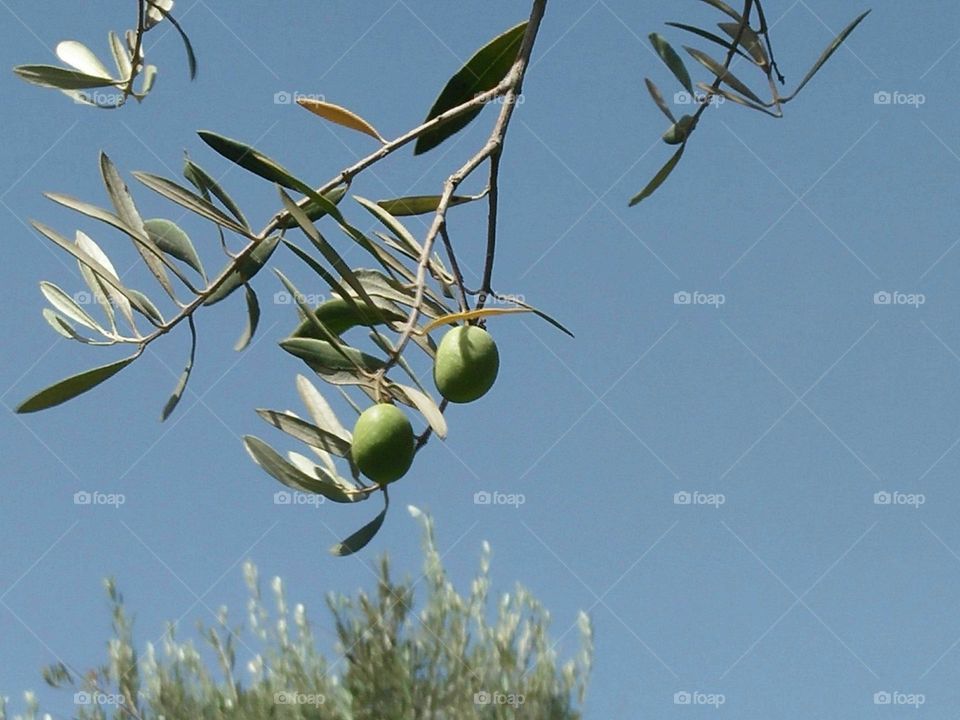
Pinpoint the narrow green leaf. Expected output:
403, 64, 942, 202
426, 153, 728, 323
39, 281, 101, 332
296, 375, 352, 442
128, 289, 164, 325
55, 40, 113, 79
17, 354, 138, 413
280, 337, 385, 374
108, 31, 133, 81
645, 78, 677, 122
696, 82, 780, 116
146, 2, 197, 79
684, 46, 765, 104
274, 269, 357, 369
203, 235, 280, 306
160, 317, 196, 421
144, 218, 205, 278
41, 308, 106, 345
699, 0, 742, 21
331, 491, 389, 556
354, 268, 446, 317
138, 64, 158, 96
650, 33, 694, 95
664, 22, 752, 63
244, 436, 353, 502
277, 186, 347, 229
183, 155, 250, 229
415, 21, 527, 155
76, 227, 134, 333
278, 189, 385, 323
30, 221, 154, 320
100, 153, 176, 300
256, 409, 352, 458
13, 65, 117, 90
133, 172, 250, 234
198, 131, 311, 193
629, 143, 686, 207
717, 21, 768, 66
375, 195, 477, 217
234, 284, 260, 351
45, 193, 132, 236
784, 10, 871, 102
353, 195, 422, 257
392, 384, 447, 439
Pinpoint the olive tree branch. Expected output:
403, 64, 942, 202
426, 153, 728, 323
439, 225, 470, 313
378, 0, 547, 381
475, 151, 501, 311
692, 0, 755, 125
135, 39, 541, 349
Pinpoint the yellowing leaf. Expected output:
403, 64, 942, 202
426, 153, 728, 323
422, 307, 532, 334
297, 98, 385, 142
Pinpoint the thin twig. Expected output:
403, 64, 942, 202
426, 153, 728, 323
380, 0, 547, 378
439, 225, 469, 313
754, 0, 785, 85
693, 0, 755, 124
475, 150, 501, 311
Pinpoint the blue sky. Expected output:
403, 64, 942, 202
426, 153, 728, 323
2, 0, 959, 716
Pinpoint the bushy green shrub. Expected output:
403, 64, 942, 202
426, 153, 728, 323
1, 508, 592, 720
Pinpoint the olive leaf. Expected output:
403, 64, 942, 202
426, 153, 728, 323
17, 353, 140, 413
415, 21, 528, 155
297, 98, 385, 142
